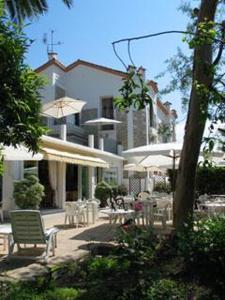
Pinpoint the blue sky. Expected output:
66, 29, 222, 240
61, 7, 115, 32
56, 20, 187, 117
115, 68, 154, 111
25, 0, 190, 121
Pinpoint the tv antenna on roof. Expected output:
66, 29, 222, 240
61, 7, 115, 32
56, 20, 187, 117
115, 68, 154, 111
43, 30, 62, 58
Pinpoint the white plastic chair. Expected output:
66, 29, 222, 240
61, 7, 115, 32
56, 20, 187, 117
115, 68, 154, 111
86, 200, 99, 226
9, 210, 59, 262
153, 201, 172, 229
64, 202, 86, 227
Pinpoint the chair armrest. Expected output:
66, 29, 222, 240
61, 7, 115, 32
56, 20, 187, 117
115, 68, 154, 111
45, 227, 59, 238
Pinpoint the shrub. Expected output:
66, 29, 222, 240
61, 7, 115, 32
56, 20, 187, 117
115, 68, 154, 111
145, 279, 186, 300
196, 166, 225, 195
177, 216, 225, 296
153, 182, 171, 193
94, 181, 112, 207
46, 287, 82, 299
13, 174, 45, 209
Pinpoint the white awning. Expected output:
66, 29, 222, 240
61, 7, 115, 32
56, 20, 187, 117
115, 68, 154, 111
42, 147, 109, 168
2, 146, 43, 161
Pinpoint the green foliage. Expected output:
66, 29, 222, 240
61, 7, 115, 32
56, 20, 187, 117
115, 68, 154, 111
145, 279, 213, 300
111, 184, 128, 199
0, 17, 47, 153
94, 181, 112, 207
168, 166, 225, 195
114, 69, 152, 111
13, 174, 45, 209
154, 182, 171, 193
4, 0, 73, 25
157, 123, 172, 138
196, 166, 225, 195
46, 287, 82, 300
177, 216, 225, 296
145, 279, 186, 300
184, 20, 216, 49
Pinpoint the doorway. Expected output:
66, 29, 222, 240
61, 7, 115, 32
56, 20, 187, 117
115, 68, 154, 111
66, 164, 78, 201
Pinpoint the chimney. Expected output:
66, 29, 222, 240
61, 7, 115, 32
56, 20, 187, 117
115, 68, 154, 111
48, 52, 58, 60
147, 80, 159, 94
171, 109, 178, 119
127, 65, 136, 73
137, 66, 146, 80
163, 101, 172, 111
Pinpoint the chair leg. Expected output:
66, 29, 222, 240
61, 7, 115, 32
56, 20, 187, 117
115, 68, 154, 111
45, 236, 53, 261
0, 211, 3, 223
54, 234, 57, 248
3, 235, 7, 251
8, 235, 15, 257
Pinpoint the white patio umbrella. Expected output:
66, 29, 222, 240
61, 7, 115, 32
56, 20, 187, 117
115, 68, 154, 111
42, 97, 86, 140
84, 117, 122, 149
124, 161, 165, 174
42, 97, 86, 119
123, 142, 224, 196
85, 117, 122, 126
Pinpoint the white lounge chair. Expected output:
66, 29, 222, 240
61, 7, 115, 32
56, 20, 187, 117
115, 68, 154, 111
9, 210, 59, 262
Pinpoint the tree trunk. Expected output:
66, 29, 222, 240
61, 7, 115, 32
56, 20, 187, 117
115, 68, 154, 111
174, 0, 218, 229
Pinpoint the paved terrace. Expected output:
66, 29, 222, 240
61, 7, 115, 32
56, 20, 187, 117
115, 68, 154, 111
0, 212, 172, 282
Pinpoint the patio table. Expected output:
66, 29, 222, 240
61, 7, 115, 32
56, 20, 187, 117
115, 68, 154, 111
199, 202, 225, 215
100, 209, 135, 224
0, 224, 12, 251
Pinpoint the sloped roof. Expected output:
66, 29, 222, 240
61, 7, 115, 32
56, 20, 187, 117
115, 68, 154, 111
36, 58, 127, 77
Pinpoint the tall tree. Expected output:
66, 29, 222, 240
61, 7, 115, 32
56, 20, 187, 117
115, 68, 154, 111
4, 0, 73, 24
113, 0, 225, 230
0, 14, 46, 153
174, 0, 221, 228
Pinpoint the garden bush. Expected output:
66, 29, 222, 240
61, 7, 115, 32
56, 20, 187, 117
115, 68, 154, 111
94, 181, 112, 207
177, 216, 225, 297
196, 166, 225, 195
153, 182, 171, 193
13, 174, 45, 209
168, 166, 225, 195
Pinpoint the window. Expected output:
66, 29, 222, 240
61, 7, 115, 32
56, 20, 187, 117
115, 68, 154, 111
74, 113, 80, 126
24, 161, 38, 177
149, 105, 156, 127
103, 167, 118, 185
101, 97, 114, 130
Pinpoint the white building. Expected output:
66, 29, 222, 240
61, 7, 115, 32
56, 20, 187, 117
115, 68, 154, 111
0, 54, 177, 212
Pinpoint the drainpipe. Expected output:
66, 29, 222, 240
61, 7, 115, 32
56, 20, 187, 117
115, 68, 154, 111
88, 135, 95, 198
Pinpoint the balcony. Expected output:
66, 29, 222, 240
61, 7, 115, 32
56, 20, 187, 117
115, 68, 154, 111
47, 123, 87, 145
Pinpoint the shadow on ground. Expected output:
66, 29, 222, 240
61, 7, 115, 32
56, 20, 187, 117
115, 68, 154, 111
70, 224, 119, 242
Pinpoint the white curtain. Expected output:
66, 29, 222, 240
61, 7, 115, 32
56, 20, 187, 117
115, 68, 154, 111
48, 161, 58, 207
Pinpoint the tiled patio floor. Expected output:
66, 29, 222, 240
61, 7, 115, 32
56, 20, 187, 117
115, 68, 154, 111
0, 211, 172, 282
0, 212, 117, 281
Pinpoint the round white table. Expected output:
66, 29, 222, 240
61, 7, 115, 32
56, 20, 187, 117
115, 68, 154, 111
101, 209, 135, 224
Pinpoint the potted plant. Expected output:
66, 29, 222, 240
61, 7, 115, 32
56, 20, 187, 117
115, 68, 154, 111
13, 174, 45, 209
94, 181, 112, 207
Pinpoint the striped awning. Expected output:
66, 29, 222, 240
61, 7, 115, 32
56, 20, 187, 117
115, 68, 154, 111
41, 147, 109, 168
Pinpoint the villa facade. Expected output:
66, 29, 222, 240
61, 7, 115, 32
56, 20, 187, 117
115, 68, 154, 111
0, 54, 177, 213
